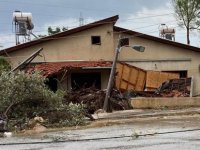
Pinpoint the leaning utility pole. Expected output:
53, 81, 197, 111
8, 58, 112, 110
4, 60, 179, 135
103, 37, 121, 112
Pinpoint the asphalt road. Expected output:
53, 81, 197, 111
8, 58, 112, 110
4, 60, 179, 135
1, 115, 200, 150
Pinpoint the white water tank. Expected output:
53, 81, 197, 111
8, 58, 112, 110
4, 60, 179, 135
160, 28, 175, 35
13, 11, 34, 30
159, 24, 175, 41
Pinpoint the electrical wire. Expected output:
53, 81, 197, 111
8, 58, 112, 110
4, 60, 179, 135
0, 128, 199, 146
0, 19, 178, 40
0, 0, 174, 16
0, 15, 178, 34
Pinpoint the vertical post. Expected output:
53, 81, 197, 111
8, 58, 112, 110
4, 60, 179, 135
103, 38, 121, 112
190, 76, 193, 97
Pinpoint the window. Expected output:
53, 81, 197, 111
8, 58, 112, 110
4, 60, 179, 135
91, 36, 101, 45
120, 38, 129, 47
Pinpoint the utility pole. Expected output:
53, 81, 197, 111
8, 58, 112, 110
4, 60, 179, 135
103, 37, 121, 112
103, 36, 145, 112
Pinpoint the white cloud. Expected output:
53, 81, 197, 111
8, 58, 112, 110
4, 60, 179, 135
0, 17, 97, 49
34, 17, 96, 36
116, 2, 200, 46
43, 18, 79, 30
0, 34, 15, 49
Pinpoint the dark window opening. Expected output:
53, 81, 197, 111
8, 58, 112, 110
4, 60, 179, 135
46, 76, 58, 92
120, 38, 129, 47
91, 36, 101, 45
163, 70, 188, 78
71, 73, 101, 90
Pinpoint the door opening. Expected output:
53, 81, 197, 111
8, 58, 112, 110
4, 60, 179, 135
71, 73, 101, 90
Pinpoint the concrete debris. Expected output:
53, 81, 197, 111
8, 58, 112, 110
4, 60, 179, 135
155, 78, 191, 97
0, 118, 7, 133
123, 78, 192, 98
28, 117, 45, 129
32, 123, 47, 133
63, 87, 131, 115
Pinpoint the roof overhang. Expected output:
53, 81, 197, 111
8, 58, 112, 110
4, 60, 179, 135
27, 61, 112, 77
0, 15, 119, 55
114, 26, 200, 53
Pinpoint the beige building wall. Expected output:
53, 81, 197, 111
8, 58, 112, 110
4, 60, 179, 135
7, 24, 115, 67
114, 33, 200, 96
4, 24, 200, 95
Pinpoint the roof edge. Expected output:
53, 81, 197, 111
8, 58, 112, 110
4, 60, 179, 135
114, 26, 200, 52
0, 15, 119, 55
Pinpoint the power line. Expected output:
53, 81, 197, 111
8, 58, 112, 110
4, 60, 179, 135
0, 27, 179, 45
0, 0, 173, 16
0, 12, 175, 26
0, 128, 199, 146
0, 18, 177, 37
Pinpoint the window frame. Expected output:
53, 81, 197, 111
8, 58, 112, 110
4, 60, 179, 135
91, 36, 101, 45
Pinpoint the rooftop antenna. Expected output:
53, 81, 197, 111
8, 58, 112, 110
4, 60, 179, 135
13, 10, 34, 45
79, 12, 84, 26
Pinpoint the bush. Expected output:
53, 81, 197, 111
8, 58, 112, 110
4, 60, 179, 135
0, 57, 11, 73
0, 71, 85, 130
42, 103, 86, 127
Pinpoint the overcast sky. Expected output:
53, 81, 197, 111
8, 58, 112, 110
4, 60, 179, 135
0, 0, 200, 48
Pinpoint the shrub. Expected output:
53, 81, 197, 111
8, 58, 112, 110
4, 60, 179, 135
0, 71, 85, 130
0, 57, 11, 73
42, 103, 86, 127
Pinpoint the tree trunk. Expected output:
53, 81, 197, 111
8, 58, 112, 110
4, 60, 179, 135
187, 27, 190, 45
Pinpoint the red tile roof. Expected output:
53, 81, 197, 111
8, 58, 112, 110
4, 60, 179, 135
28, 61, 112, 77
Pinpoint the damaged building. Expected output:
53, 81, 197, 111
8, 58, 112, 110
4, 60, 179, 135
1, 15, 200, 96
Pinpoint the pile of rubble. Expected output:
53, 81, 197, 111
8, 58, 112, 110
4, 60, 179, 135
63, 87, 131, 114
155, 78, 191, 97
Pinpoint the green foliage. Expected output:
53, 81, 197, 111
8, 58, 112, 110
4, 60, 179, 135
43, 103, 86, 127
47, 26, 68, 35
0, 71, 85, 130
172, 0, 200, 44
36, 26, 68, 38
0, 57, 11, 73
66, 103, 85, 126
0, 71, 62, 115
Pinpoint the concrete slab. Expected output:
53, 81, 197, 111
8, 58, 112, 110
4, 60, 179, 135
92, 107, 200, 120
131, 97, 200, 109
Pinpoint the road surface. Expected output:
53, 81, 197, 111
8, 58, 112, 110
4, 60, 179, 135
0, 115, 200, 150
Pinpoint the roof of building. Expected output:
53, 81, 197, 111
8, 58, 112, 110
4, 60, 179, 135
1, 15, 200, 55
0, 15, 119, 55
27, 61, 112, 77
113, 26, 200, 52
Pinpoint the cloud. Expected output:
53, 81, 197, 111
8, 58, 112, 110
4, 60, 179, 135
116, 2, 199, 46
117, 2, 176, 33
0, 34, 15, 49
43, 18, 79, 30
36, 17, 95, 35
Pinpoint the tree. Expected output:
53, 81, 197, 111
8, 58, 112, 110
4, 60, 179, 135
172, 0, 200, 45
47, 26, 68, 35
